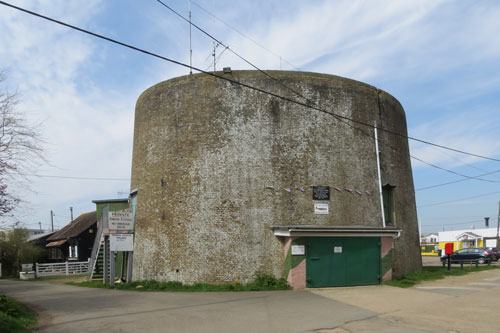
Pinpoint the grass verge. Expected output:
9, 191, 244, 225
385, 264, 500, 288
0, 295, 37, 333
69, 272, 291, 292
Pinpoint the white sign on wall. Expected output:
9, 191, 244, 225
314, 203, 329, 215
21, 264, 33, 271
110, 234, 134, 252
334, 246, 342, 253
291, 245, 305, 255
108, 211, 134, 231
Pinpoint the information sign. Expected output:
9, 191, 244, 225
110, 234, 134, 252
108, 211, 134, 231
291, 245, 305, 255
314, 203, 329, 215
312, 186, 330, 200
21, 264, 32, 271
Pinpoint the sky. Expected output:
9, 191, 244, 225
1, 0, 500, 234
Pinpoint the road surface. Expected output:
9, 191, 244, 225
1, 267, 499, 332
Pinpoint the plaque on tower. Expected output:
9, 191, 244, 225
312, 186, 330, 200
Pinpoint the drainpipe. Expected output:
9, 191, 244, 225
374, 121, 386, 228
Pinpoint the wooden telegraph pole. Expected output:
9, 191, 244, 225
50, 210, 54, 231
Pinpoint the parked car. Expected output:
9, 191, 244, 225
440, 248, 493, 264
478, 247, 500, 261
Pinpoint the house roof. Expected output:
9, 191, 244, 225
47, 211, 97, 241
27, 231, 56, 242
456, 231, 482, 240
92, 198, 128, 204
46, 239, 67, 247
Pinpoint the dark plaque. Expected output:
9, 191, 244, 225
312, 186, 330, 200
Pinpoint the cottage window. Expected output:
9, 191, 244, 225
49, 248, 63, 259
69, 245, 78, 259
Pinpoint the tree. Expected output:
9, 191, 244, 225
0, 70, 44, 220
0, 228, 45, 277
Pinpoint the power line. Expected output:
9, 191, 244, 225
418, 189, 500, 208
18, 173, 130, 181
190, 0, 299, 70
2, 0, 499, 170
155, 0, 312, 106
416, 168, 500, 191
153, 0, 500, 183
155, 0, 500, 163
422, 219, 485, 227
411, 156, 500, 183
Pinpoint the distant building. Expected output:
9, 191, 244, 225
420, 233, 439, 256
45, 212, 97, 262
25, 228, 51, 238
438, 228, 499, 251
421, 233, 438, 244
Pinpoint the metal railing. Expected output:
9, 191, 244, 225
35, 259, 90, 277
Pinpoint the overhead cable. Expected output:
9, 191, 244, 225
190, 0, 300, 70
422, 219, 487, 227
18, 173, 130, 181
2, 0, 500, 167
418, 189, 500, 208
416, 168, 500, 191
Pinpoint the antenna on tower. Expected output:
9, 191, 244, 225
189, 0, 192, 75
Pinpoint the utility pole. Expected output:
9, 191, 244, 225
50, 210, 54, 232
497, 201, 500, 248
38, 221, 42, 231
70, 207, 73, 221
418, 219, 422, 245
189, 0, 192, 75
213, 42, 216, 73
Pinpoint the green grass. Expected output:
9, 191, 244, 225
69, 272, 291, 292
385, 265, 500, 288
0, 295, 37, 333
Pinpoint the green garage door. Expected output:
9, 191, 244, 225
306, 237, 381, 287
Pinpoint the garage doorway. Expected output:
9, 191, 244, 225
305, 237, 381, 287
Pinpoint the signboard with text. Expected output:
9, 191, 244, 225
21, 264, 33, 272
108, 211, 134, 231
110, 234, 134, 251
314, 203, 329, 215
291, 245, 305, 256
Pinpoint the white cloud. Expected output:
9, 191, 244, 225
2, 0, 500, 229
409, 111, 500, 169
0, 0, 135, 226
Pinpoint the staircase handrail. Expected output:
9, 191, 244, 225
89, 206, 108, 279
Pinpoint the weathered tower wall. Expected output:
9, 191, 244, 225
130, 71, 421, 283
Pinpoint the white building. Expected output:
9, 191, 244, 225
438, 228, 499, 251
421, 233, 438, 244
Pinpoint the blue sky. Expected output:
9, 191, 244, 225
1, 0, 500, 234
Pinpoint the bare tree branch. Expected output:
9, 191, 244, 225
0, 69, 46, 222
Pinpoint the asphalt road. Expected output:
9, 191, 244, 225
1, 266, 500, 332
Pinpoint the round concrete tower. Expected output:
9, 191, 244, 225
130, 70, 421, 288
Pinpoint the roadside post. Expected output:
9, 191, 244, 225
445, 243, 454, 270
106, 210, 134, 286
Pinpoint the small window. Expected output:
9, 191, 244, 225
69, 245, 78, 259
49, 248, 63, 259
382, 184, 396, 226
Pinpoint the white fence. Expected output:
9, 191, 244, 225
36, 260, 90, 277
